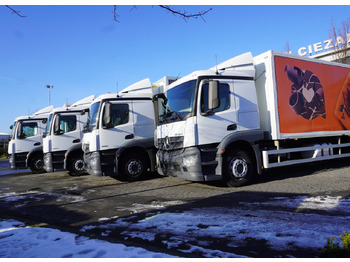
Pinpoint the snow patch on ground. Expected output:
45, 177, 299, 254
240, 195, 350, 212
0, 219, 177, 258
84, 195, 350, 258
115, 200, 187, 214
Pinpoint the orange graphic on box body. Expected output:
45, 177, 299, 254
274, 56, 350, 134
334, 72, 350, 130
285, 64, 326, 120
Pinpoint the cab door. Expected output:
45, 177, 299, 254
196, 79, 238, 146
15, 120, 44, 153
50, 112, 81, 152
98, 101, 134, 151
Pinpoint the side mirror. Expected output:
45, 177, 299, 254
103, 102, 113, 129
81, 109, 89, 115
152, 93, 167, 125
152, 93, 167, 104
10, 125, 13, 130
16, 122, 24, 139
208, 80, 220, 111
152, 99, 159, 126
82, 124, 89, 133
53, 114, 63, 135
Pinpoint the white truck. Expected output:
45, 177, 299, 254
8, 106, 53, 173
153, 50, 350, 187
43, 95, 94, 176
82, 77, 176, 180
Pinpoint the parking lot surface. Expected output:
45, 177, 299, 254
1, 159, 350, 257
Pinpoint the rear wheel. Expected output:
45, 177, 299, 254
120, 153, 148, 181
224, 149, 254, 187
29, 155, 45, 174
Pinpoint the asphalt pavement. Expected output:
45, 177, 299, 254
1, 158, 350, 258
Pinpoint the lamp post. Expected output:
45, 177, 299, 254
46, 85, 54, 105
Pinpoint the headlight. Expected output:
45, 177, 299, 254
83, 143, 90, 153
154, 130, 158, 148
89, 157, 98, 168
183, 154, 198, 167
44, 153, 51, 164
9, 155, 13, 165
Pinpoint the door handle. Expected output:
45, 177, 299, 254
125, 134, 134, 140
73, 139, 80, 143
227, 124, 237, 131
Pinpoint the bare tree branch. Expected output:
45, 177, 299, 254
6, 5, 212, 23
113, 5, 119, 22
113, 5, 138, 22
112, 5, 212, 23
130, 5, 137, 12
329, 17, 350, 64
5, 5, 26, 18
158, 5, 212, 22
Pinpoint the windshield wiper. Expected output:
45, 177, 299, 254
159, 116, 168, 124
166, 109, 182, 121
158, 109, 183, 124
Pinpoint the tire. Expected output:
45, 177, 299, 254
29, 155, 45, 174
68, 155, 86, 176
120, 153, 148, 181
223, 149, 255, 187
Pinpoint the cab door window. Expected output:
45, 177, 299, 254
200, 82, 230, 114
59, 115, 77, 133
103, 103, 129, 127
19, 122, 38, 138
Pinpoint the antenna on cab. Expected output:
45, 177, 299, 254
116, 81, 120, 97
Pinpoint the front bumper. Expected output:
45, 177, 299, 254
8, 154, 15, 170
156, 147, 205, 181
43, 153, 53, 172
84, 151, 102, 176
9, 153, 27, 170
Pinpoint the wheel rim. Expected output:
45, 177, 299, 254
229, 157, 248, 180
126, 159, 143, 176
34, 159, 44, 171
74, 159, 84, 172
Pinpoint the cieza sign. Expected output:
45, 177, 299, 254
298, 34, 350, 56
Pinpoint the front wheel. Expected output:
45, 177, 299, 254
68, 155, 86, 176
120, 153, 148, 181
223, 149, 255, 187
29, 155, 45, 174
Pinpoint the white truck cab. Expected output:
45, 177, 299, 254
43, 95, 94, 175
153, 53, 260, 186
82, 78, 175, 180
8, 105, 53, 173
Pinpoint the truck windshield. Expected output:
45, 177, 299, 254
159, 80, 196, 123
85, 101, 100, 131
